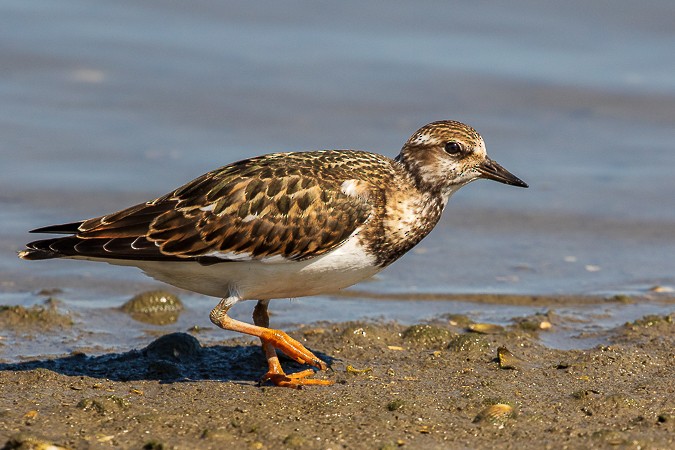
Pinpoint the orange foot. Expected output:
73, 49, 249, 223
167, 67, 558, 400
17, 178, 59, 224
258, 333, 334, 389
260, 328, 328, 370
262, 368, 334, 389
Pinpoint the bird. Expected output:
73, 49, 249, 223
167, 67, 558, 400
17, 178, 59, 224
19, 120, 527, 388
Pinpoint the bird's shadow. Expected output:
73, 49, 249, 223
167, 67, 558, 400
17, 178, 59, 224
0, 332, 334, 384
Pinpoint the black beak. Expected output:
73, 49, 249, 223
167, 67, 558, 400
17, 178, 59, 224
476, 158, 528, 188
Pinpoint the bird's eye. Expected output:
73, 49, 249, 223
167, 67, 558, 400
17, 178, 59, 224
444, 141, 463, 155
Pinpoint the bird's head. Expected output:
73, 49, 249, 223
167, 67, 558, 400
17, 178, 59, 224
396, 120, 528, 198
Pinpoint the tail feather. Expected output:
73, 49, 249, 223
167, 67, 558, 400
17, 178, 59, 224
18, 237, 69, 260
18, 235, 183, 262
30, 221, 84, 234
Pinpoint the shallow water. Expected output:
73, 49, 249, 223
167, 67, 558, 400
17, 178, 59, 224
1, 0, 674, 358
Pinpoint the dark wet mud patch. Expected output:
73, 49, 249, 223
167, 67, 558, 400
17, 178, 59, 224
0, 315, 673, 449
0, 332, 335, 384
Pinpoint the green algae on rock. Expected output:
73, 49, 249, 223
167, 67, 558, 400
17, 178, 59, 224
121, 290, 184, 325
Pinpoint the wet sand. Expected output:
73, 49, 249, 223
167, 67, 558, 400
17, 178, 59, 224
1, 298, 673, 449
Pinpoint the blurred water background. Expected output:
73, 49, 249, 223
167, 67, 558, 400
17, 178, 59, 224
1, 0, 674, 358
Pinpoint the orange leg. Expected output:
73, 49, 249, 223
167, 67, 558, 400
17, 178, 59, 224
209, 298, 332, 388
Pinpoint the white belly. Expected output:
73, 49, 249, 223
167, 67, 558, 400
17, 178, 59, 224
99, 234, 380, 300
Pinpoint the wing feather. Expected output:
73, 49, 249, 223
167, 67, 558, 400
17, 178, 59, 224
23, 151, 390, 263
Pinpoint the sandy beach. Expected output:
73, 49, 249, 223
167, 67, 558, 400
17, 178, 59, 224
1, 293, 674, 449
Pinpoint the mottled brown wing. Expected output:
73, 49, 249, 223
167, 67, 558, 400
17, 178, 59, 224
32, 151, 381, 262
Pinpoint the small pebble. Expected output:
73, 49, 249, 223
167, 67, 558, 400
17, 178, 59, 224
467, 323, 504, 334
539, 321, 552, 330
346, 365, 373, 375
473, 403, 515, 425
497, 347, 524, 370
650, 285, 674, 293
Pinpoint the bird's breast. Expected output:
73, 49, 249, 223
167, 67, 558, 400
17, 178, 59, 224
361, 189, 444, 267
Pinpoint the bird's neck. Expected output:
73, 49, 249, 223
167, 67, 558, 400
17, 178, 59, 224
394, 149, 446, 197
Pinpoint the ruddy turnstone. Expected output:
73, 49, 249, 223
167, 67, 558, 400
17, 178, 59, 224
19, 120, 527, 388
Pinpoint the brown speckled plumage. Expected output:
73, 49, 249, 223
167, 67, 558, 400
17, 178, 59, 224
24, 151, 398, 265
